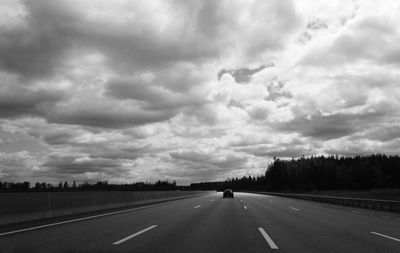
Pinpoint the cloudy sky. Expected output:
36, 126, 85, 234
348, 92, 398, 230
0, 0, 400, 184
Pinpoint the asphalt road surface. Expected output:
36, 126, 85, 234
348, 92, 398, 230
0, 192, 399, 253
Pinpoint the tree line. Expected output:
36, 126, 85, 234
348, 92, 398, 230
193, 154, 400, 192
0, 180, 183, 192
264, 154, 400, 191
2, 154, 399, 192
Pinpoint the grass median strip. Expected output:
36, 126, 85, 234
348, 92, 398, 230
258, 227, 279, 249
113, 225, 157, 245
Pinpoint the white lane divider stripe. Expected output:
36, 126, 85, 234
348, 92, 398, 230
113, 225, 157, 245
0, 200, 186, 237
258, 227, 279, 249
381, 216, 391, 219
210, 199, 214, 202
352, 211, 362, 214
289, 207, 300, 211
243, 205, 247, 210
370, 232, 400, 242
194, 205, 201, 208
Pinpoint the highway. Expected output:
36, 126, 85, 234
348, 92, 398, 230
0, 192, 399, 253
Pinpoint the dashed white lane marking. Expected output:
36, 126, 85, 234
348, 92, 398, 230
210, 199, 214, 202
352, 211, 362, 214
0, 200, 186, 237
194, 205, 201, 209
243, 205, 247, 210
289, 207, 300, 211
381, 216, 391, 219
258, 227, 279, 249
371, 232, 400, 242
113, 225, 157, 245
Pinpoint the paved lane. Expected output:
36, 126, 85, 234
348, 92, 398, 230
238, 192, 400, 253
0, 192, 399, 253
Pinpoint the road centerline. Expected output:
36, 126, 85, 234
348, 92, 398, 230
370, 232, 400, 242
113, 225, 157, 245
258, 227, 279, 249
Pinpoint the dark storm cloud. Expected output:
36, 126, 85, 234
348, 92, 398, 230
42, 130, 76, 145
0, 0, 79, 80
168, 150, 249, 182
46, 106, 176, 129
284, 114, 356, 140
250, 146, 311, 158
72, 0, 234, 72
0, 0, 222, 81
89, 148, 142, 161
265, 81, 292, 101
0, 85, 173, 128
170, 150, 247, 169
359, 126, 400, 142
0, 151, 37, 180
235, 136, 313, 158
0, 86, 64, 118
42, 154, 125, 175
33, 126, 145, 160
306, 19, 328, 30
217, 64, 272, 83
278, 104, 395, 140
104, 77, 205, 111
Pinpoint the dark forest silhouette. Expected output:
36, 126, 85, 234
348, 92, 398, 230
0, 180, 182, 192
217, 154, 400, 192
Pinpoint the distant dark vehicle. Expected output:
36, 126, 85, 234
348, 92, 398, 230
223, 189, 234, 198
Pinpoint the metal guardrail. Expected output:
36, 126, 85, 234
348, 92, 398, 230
249, 191, 400, 213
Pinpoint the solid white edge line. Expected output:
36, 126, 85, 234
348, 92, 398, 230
194, 205, 201, 208
289, 207, 300, 211
243, 205, 247, 210
371, 232, 400, 242
113, 225, 157, 245
0, 195, 205, 237
258, 227, 279, 249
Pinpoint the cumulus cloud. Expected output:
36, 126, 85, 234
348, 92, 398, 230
0, 0, 400, 184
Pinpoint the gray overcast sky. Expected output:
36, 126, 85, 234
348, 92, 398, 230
1, 0, 400, 184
